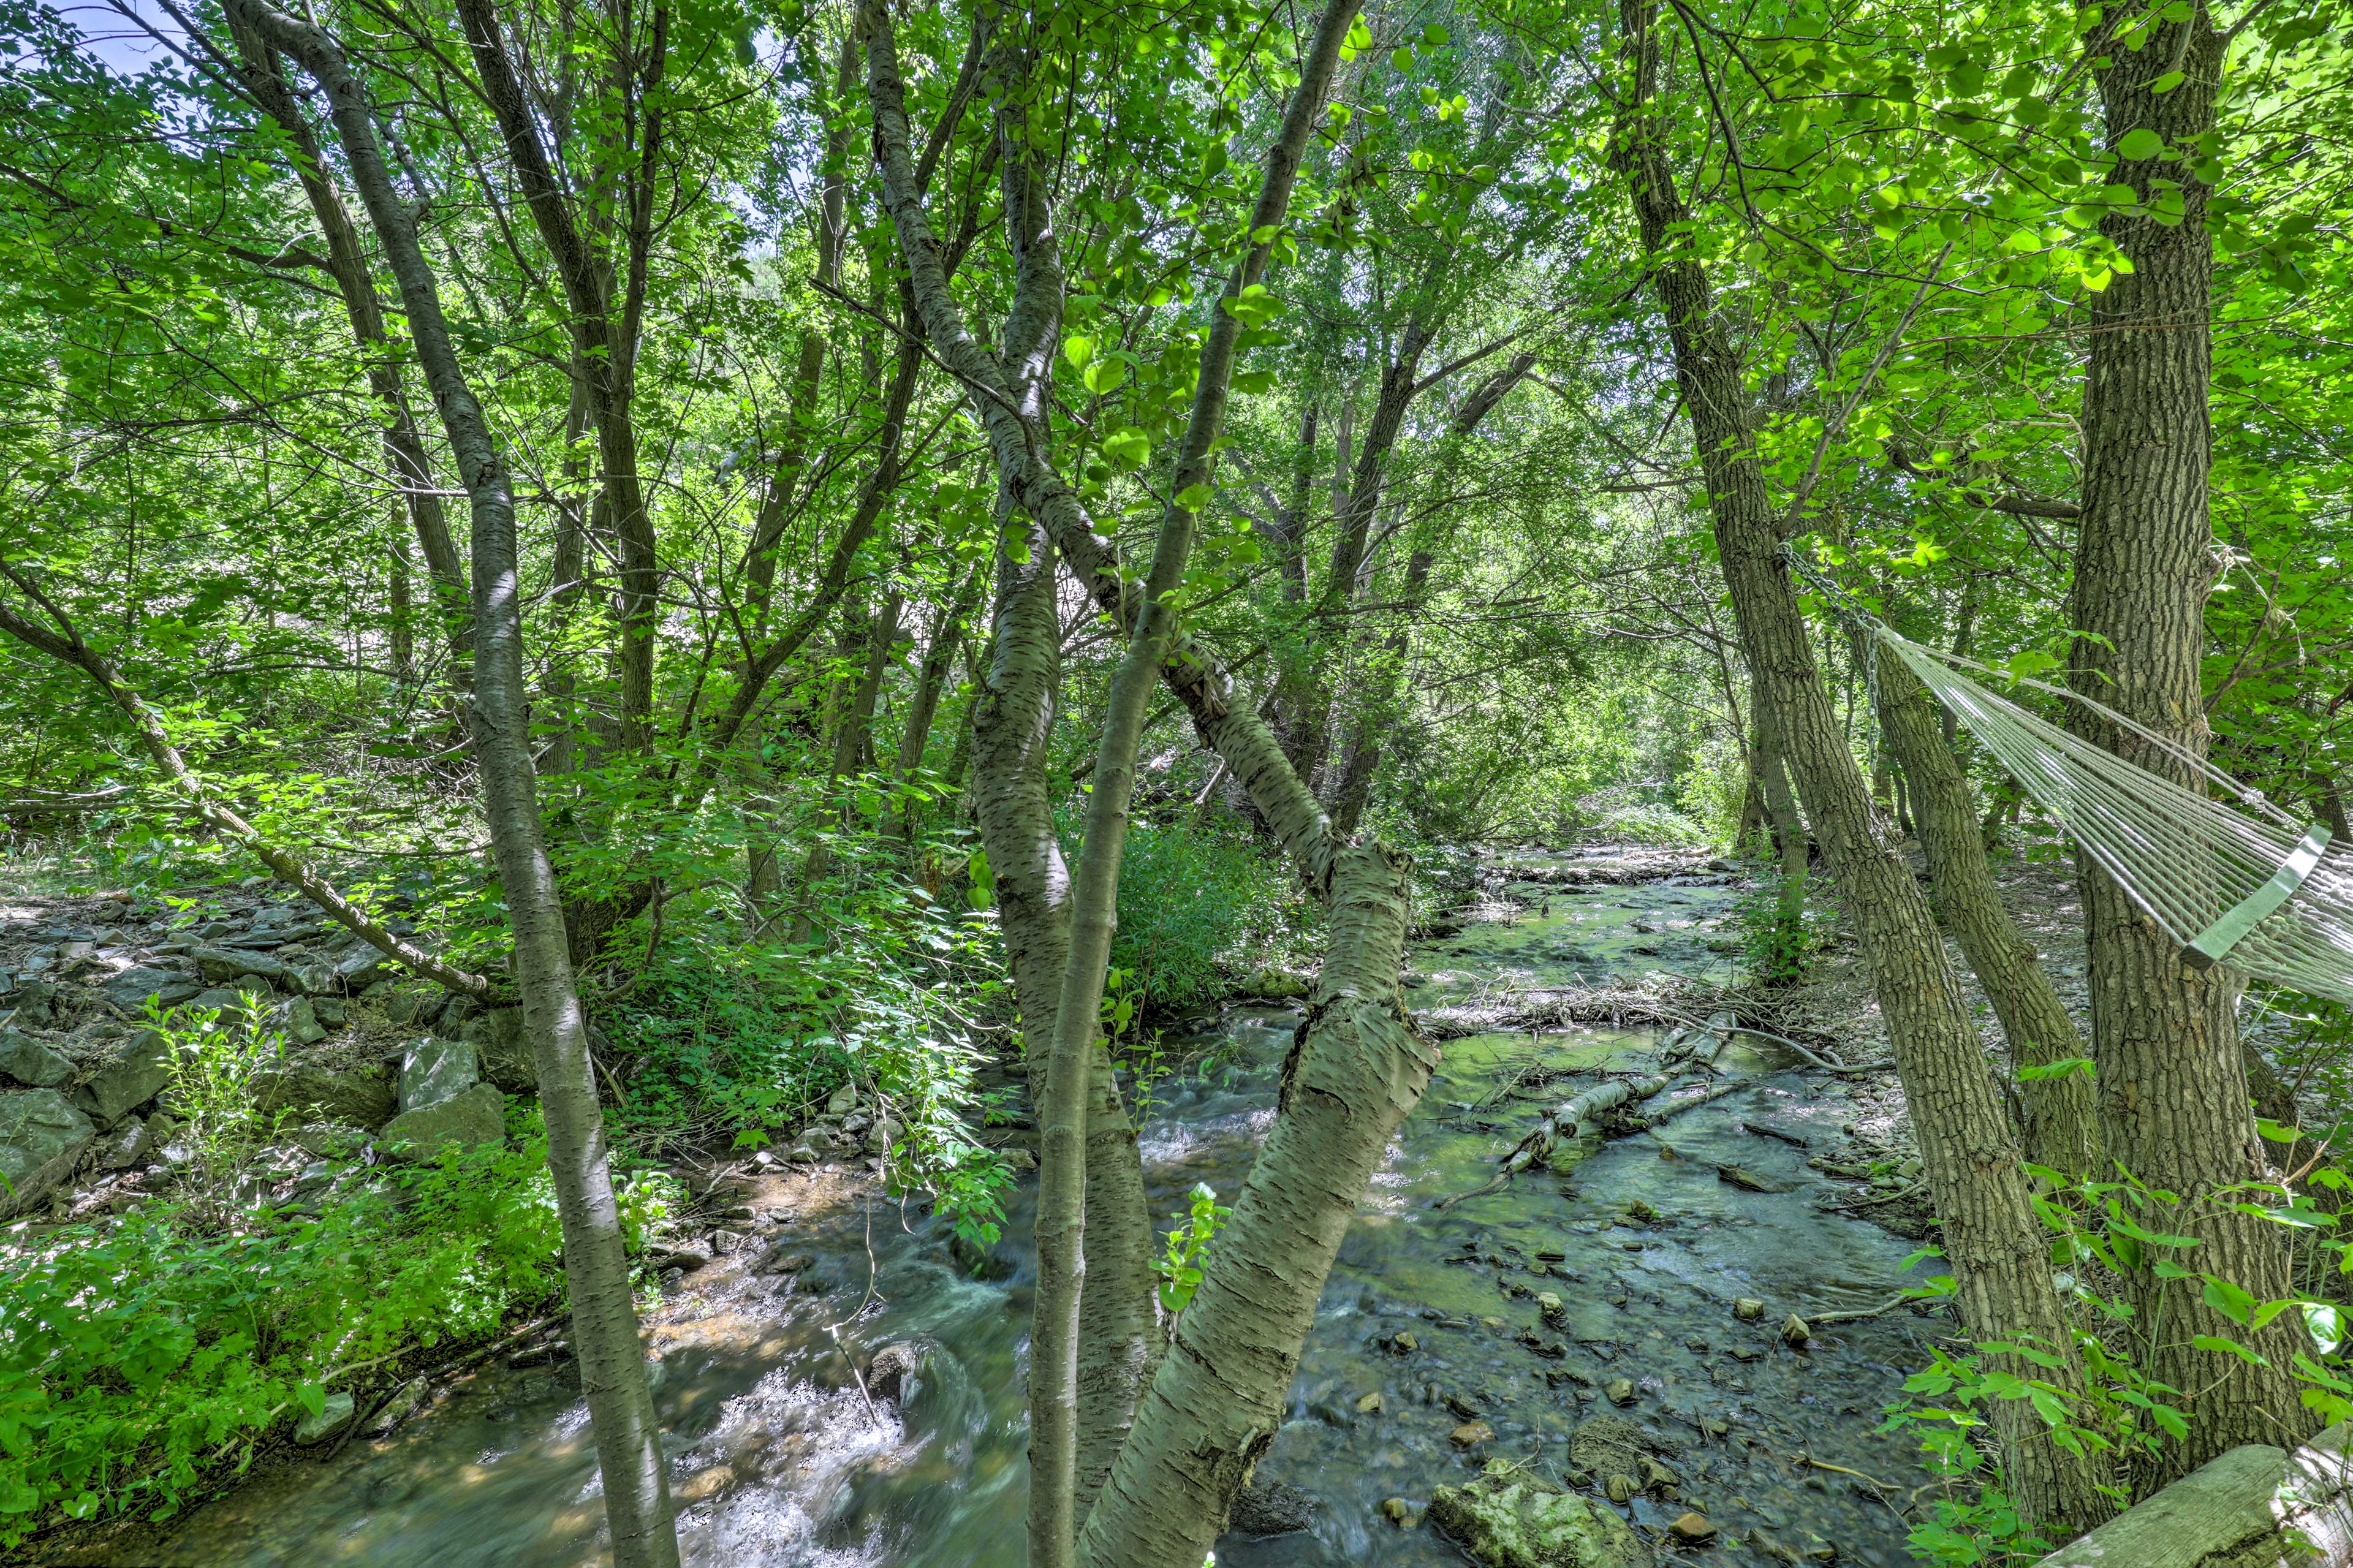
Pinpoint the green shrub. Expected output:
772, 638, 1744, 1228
0, 1116, 581, 1543
1094, 819, 1300, 1010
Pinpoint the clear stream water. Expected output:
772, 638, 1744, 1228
86, 850, 1941, 1567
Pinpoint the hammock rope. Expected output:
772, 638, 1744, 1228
1781, 549, 2353, 1007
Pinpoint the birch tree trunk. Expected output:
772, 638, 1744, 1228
223, 7, 678, 1561
1609, 0, 2112, 1539
2069, 1, 2314, 1485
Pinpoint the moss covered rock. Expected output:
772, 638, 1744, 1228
1427, 1460, 1653, 1568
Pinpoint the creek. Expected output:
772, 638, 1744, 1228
86, 849, 1939, 1566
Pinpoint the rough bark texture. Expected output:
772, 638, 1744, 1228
1610, 0, 2112, 1540
1077, 843, 1431, 1568
223, 7, 678, 1562
1876, 650, 2101, 1175
864, 13, 1448, 1561
2070, 3, 2315, 1485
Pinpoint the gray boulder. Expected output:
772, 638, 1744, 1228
94, 1114, 153, 1170
191, 946, 287, 986
334, 945, 390, 990
397, 1037, 478, 1112
0, 1089, 96, 1216
293, 1391, 355, 1445
72, 1029, 173, 1126
100, 967, 200, 1014
384, 987, 435, 1026
252, 1059, 397, 1127
191, 986, 251, 1021
0, 1028, 74, 1088
282, 959, 338, 996
458, 1009, 534, 1092
379, 1081, 504, 1161
274, 996, 328, 1047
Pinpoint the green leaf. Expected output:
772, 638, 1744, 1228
1103, 427, 1151, 468
1232, 369, 1275, 395
2147, 70, 2185, 94
1175, 483, 1213, 511
1422, 23, 1447, 45
1390, 46, 1413, 70
1061, 334, 1095, 370
296, 1381, 326, 1417
2116, 127, 2166, 161
2192, 1333, 2262, 1365
1083, 358, 1130, 395
2202, 1275, 2257, 1327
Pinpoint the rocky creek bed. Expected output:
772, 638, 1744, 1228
14, 848, 1950, 1566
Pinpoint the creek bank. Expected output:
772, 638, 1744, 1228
32, 844, 1941, 1567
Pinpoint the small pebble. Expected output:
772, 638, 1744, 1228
1355, 1391, 1384, 1415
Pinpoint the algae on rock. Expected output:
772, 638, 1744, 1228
1427, 1459, 1653, 1568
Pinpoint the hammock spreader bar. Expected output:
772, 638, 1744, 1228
2184, 822, 2333, 971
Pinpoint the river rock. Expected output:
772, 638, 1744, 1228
1781, 1314, 1813, 1348
253, 1059, 397, 1127
362, 1379, 426, 1436
0, 1028, 73, 1088
1715, 1164, 1791, 1194
384, 987, 435, 1025
281, 958, 338, 997
275, 996, 327, 1047
1733, 1297, 1765, 1322
458, 1008, 534, 1092
334, 944, 390, 990
1604, 1378, 1635, 1406
1428, 1459, 1653, 1568
1229, 1477, 1317, 1537
94, 1113, 153, 1170
1667, 1512, 1718, 1545
73, 1028, 173, 1126
825, 1082, 858, 1115
1357, 1391, 1385, 1415
379, 1081, 504, 1160
1571, 1414, 1647, 1476
397, 1036, 479, 1112
0, 1089, 95, 1215
294, 1391, 355, 1445
192, 945, 286, 986
1450, 1421, 1495, 1447
865, 1341, 930, 1403
100, 966, 200, 1013
1382, 1496, 1420, 1526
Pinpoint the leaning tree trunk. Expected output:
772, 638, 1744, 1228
2070, 1, 2314, 1487
1875, 650, 2100, 1175
1610, 0, 2112, 1540
225, 6, 678, 1562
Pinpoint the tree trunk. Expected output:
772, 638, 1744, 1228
863, 14, 1447, 1561
2069, 2, 2314, 1486
224, 9, 679, 1562
1610, 0, 2112, 1539
230, 21, 470, 682
890, 561, 987, 847
1876, 650, 2099, 1174
1754, 687, 1808, 964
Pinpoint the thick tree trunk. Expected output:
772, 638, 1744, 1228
1610, 0, 2111, 1539
1876, 651, 2100, 1174
224, 8, 678, 1562
1754, 680, 1808, 958
2069, 3, 2314, 1486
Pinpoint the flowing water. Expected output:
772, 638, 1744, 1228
86, 850, 1939, 1566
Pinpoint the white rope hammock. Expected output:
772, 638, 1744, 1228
1864, 624, 2353, 1007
